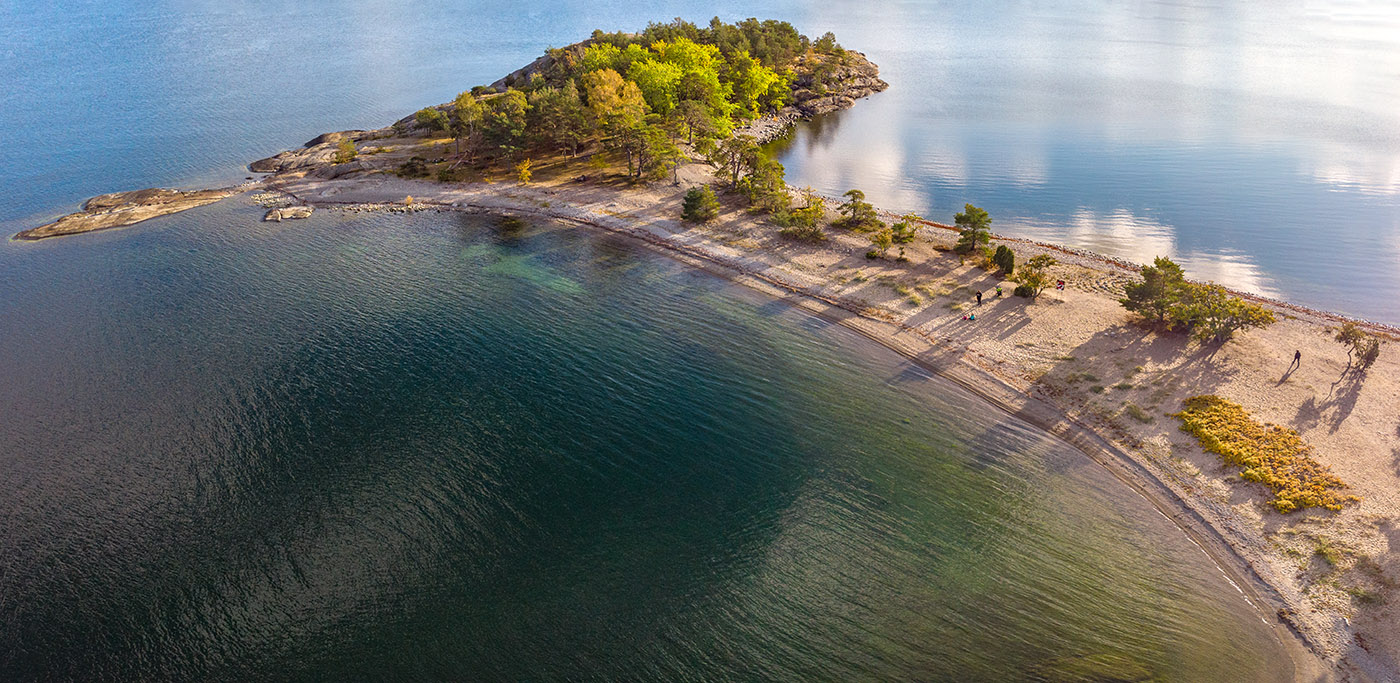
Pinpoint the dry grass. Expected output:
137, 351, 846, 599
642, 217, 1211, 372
1173, 395, 1358, 513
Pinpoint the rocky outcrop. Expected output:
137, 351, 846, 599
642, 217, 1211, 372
788, 51, 889, 117
263, 206, 314, 221
15, 188, 238, 240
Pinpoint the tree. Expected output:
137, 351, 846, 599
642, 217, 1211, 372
483, 89, 531, 158
954, 204, 992, 254
992, 244, 1015, 275
867, 226, 894, 259
333, 138, 357, 164
527, 81, 589, 156
627, 58, 684, 116
1121, 256, 1186, 326
1334, 322, 1382, 370
1014, 254, 1057, 299
415, 107, 450, 134
891, 214, 922, 244
837, 189, 882, 231
736, 156, 788, 212
450, 91, 484, 160
676, 99, 715, 145
682, 185, 721, 222
515, 158, 532, 184
708, 134, 759, 187
582, 69, 648, 134
1169, 283, 1276, 342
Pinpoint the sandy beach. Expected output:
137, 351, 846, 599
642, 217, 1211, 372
237, 157, 1396, 680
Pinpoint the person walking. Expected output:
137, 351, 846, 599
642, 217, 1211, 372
976, 291, 982, 305
1291, 349, 1301, 368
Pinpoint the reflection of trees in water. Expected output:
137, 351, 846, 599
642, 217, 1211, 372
762, 109, 850, 160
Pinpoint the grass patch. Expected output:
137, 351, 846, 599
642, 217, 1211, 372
1056, 355, 1077, 362
1090, 385, 1106, 394
1115, 382, 1134, 390
1173, 395, 1358, 513
1064, 372, 1099, 384
1123, 403, 1154, 423
1314, 536, 1343, 566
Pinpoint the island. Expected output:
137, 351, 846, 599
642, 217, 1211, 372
15, 17, 1400, 681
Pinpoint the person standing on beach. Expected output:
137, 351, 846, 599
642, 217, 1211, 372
976, 291, 982, 305
1292, 349, 1301, 368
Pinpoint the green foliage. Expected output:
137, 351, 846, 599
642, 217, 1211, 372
415, 107, 450, 133
992, 244, 1015, 275
527, 81, 589, 156
736, 156, 789, 213
681, 185, 721, 222
1174, 395, 1357, 513
1335, 322, 1382, 370
398, 156, 429, 178
483, 89, 531, 157
332, 138, 357, 164
1121, 256, 1275, 342
1169, 283, 1275, 342
515, 158, 532, 184
450, 91, 485, 159
953, 203, 992, 254
867, 226, 894, 259
1121, 256, 1186, 325
708, 134, 759, 187
777, 191, 826, 241
891, 214, 922, 244
1013, 254, 1057, 299
837, 189, 883, 232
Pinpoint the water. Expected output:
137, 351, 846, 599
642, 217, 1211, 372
1, 1, 1397, 321
0, 204, 1290, 679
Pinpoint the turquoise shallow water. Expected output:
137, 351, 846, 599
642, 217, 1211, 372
0, 202, 1290, 679
2, 1, 1397, 321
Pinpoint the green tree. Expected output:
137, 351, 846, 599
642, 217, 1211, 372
1014, 254, 1057, 299
1121, 256, 1187, 326
483, 89, 531, 157
954, 204, 992, 254
583, 69, 648, 136
708, 134, 759, 187
837, 189, 883, 231
1169, 283, 1276, 342
527, 81, 589, 156
676, 99, 716, 145
736, 156, 788, 212
628, 58, 685, 116
415, 107, 450, 133
722, 50, 781, 119
449, 92, 485, 160
1334, 322, 1382, 370
992, 244, 1015, 275
682, 185, 721, 222
333, 138, 357, 164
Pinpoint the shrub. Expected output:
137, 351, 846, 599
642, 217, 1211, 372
681, 185, 721, 222
398, 156, 429, 178
333, 138, 358, 164
1173, 395, 1357, 513
891, 214, 921, 244
867, 226, 894, 259
515, 158, 532, 184
992, 244, 1015, 275
1013, 254, 1057, 299
1169, 283, 1275, 342
415, 107, 450, 133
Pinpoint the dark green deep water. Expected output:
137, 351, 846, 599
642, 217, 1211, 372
0, 201, 1289, 680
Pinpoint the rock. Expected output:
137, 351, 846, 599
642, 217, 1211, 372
16, 188, 238, 240
304, 130, 368, 147
312, 160, 369, 179
263, 206, 313, 222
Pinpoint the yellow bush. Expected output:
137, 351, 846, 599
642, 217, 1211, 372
1173, 395, 1357, 513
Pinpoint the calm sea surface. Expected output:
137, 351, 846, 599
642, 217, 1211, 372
0, 204, 1290, 679
0, 1, 1358, 678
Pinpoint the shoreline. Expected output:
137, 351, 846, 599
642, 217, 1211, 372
257, 164, 1399, 680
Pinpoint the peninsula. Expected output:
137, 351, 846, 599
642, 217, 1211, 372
16, 18, 1400, 681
